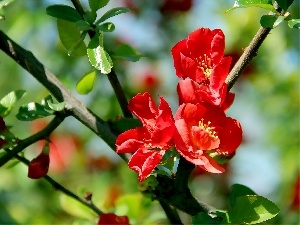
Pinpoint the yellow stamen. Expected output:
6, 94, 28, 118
199, 118, 218, 139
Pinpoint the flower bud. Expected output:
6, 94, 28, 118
28, 142, 50, 179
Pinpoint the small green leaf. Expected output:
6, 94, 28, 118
276, 0, 294, 11
192, 212, 223, 224
57, 19, 86, 56
288, 19, 300, 29
87, 39, 113, 74
43, 96, 66, 112
224, 195, 279, 224
229, 184, 257, 208
83, 11, 97, 24
75, 20, 92, 31
260, 15, 285, 28
96, 7, 130, 25
0, 90, 26, 117
114, 43, 142, 62
0, 0, 15, 9
46, 4, 82, 22
76, 71, 96, 94
97, 22, 115, 32
88, 0, 110, 12
226, 0, 277, 13
60, 194, 97, 221
16, 102, 53, 121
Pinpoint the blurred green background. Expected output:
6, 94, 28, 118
0, 0, 299, 224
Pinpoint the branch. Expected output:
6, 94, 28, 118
71, 0, 133, 118
0, 30, 130, 162
4, 148, 103, 216
0, 115, 65, 167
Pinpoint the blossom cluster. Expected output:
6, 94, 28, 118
116, 28, 242, 181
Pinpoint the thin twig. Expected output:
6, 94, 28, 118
225, 27, 271, 89
4, 149, 103, 215
159, 200, 183, 224
0, 116, 65, 167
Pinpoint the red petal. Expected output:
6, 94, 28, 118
116, 127, 147, 153
210, 56, 232, 91
177, 79, 199, 105
218, 118, 243, 155
128, 93, 157, 128
187, 28, 213, 59
28, 152, 50, 179
180, 53, 206, 82
197, 155, 225, 173
98, 213, 130, 225
221, 92, 235, 111
171, 39, 188, 78
211, 29, 225, 64
128, 149, 165, 182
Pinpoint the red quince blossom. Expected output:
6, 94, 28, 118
28, 143, 50, 179
177, 79, 235, 110
116, 92, 175, 182
98, 213, 130, 225
160, 0, 193, 13
171, 28, 231, 91
174, 102, 242, 173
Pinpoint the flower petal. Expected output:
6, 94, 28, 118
218, 117, 243, 155
177, 79, 199, 105
210, 56, 232, 91
197, 155, 225, 173
211, 29, 225, 64
171, 39, 188, 78
116, 127, 147, 153
128, 149, 165, 182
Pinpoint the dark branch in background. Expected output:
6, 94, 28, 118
225, 27, 271, 89
0, 30, 130, 162
0, 115, 65, 167
3, 148, 103, 215
71, 0, 133, 118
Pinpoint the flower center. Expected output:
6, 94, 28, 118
198, 118, 218, 139
197, 54, 212, 78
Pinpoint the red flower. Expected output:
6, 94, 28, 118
177, 79, 235, 110
116, 92, 175, 181
98, 213, 130, 225
171, 28, 231, 91
174, 103, 242, 173
28, 143, 50, 179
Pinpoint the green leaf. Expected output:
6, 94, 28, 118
276, 0, 294, 11
46, 4, 82, 22
0, 0, 14, 9
0, 90, 26, 117
229, 184, 257, 208
75, 20, 92, 31
60, 194, 97, 221
96, 22, 115, 32
96, 7, 130, 24
224, 195, 280, 224
76, 71, 96, 94
114, 43, 142, 62
16, 102, 53, 121
288, 19, 300, 29
260, 15, 285, 28
57, 19, 86, 56
87, 38, 113, 74
42, 95, 66, 112
88, 0, 110, 12
226, 0, 277, 13
83, 11, 97, 24
192, 212, 223, 224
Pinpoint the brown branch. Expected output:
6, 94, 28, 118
0, 30, 130, 162
225, 27, 271, 89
